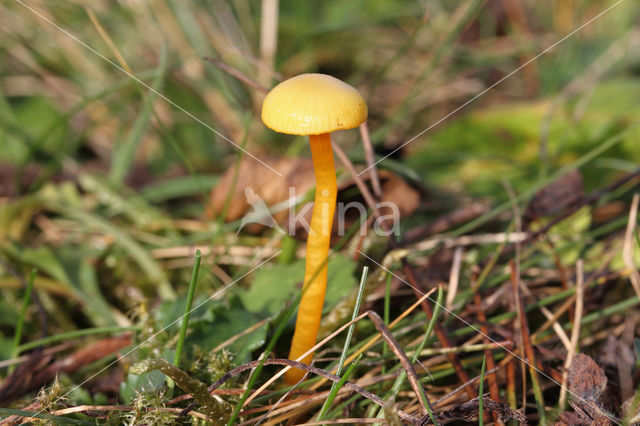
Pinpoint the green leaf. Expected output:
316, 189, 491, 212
120, 369, 167, 404
239, 260, 304, 316
324, 255, 358, 308
156, 294, 212, 333
535, 206, 592, 264
239, 254, 356, 317
407, 79, 640, 198
187, 298, 267, 363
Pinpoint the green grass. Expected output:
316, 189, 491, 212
1, 0, 640, 424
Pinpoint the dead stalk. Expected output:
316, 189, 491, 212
559, 260, 585, 408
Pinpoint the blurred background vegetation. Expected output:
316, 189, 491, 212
1, 0, 640, 423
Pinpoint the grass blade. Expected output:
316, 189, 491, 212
479, 355, 486, 426
173, 249, 202, 367
10, 268, 37, 373
110, 46, 167, 182
140, 175, 219, 203
317, 266, 369, 420
319, 354, 363, 421
17, 326, 137, 353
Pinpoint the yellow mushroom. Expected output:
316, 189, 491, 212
262, 74, 367, 384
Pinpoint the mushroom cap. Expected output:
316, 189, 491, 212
262, 73, 367, 135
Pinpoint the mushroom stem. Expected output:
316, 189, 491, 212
286, 132, 337, 384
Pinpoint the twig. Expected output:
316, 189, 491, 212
532, 249, 618, 346
517, 280, 572, 351
433, 367, 500, 407
501, 178, 521, 289
509, 257, 527, 412
259, 0, 279, 88
473, 294, 501, 423
413, 232, 528, 252
411, 341, 512, 357
359, 122, 382, 198
368, 311, 436, 418
510, 261, 546, 423
548, 240, 575, 324
506, 356, 517, 413
530, 295, 575, 346
445, 247, 463, 315
0, 343, 72, 369
623, 193, 640, 299
331, 141, 380, 217
204, 57, 269, 93
401, 203, 489, 245
559, 260, 585, 408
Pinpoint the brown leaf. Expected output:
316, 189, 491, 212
590, 416, 613, 426
523, 169, 584, 224
431, 396, 526, 424
556, 410, 589, 426
0, 334, 131, 405
598, 335, 635, 402
208, 156, 315, 228
0, 350, 53, 405
592, 201, 627, 224
208, 156, 419, 236
568, 354, 607, 400
556, 354, 612, 425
